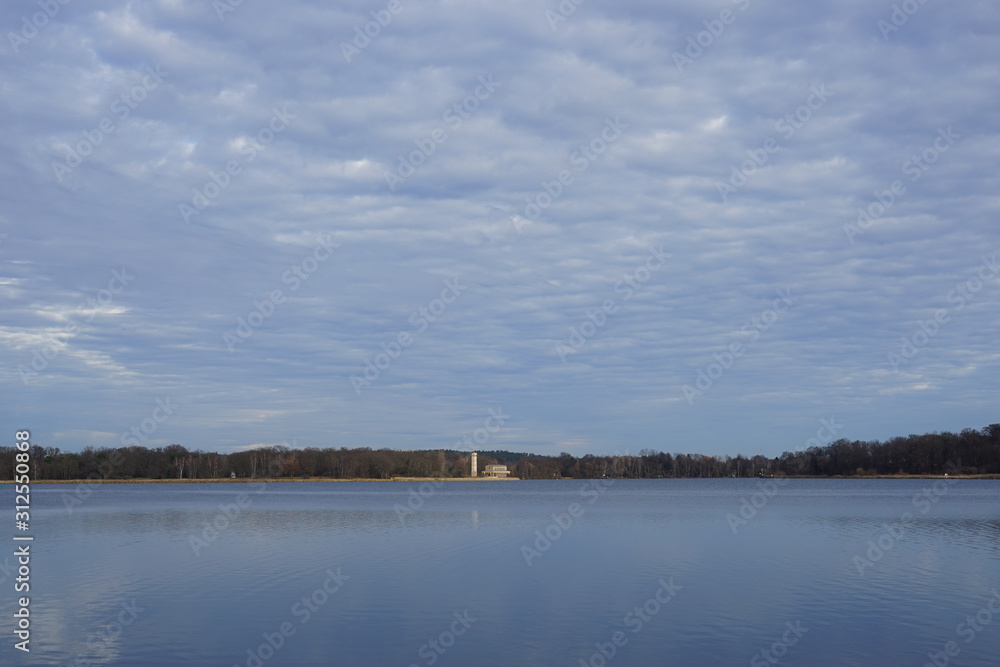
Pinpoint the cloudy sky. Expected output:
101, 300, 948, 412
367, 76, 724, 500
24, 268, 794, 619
2, 0, 998, 458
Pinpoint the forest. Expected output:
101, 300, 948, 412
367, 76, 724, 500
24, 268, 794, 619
2, 423, 998, 481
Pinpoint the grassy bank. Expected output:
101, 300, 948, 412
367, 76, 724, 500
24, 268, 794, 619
14, 475, 1000, 484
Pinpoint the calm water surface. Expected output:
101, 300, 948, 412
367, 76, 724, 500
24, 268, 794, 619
2, 479, 999, 665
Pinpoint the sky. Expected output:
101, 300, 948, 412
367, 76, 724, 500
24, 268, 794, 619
1, 0, 998, 458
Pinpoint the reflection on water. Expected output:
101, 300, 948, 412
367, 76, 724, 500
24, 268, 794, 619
1, 479, 998, 665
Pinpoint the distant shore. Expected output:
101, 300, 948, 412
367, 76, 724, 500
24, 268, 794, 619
16, 474, 1000, 484
23, 476, 522, 484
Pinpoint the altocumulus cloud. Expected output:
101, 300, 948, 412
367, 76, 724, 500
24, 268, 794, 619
0, 0, 997, 457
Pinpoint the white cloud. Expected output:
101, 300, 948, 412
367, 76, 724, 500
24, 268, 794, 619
1, 0, 997, 457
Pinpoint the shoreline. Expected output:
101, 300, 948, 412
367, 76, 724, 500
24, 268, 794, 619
14, 474, 998, 484
20, 476, 522, 484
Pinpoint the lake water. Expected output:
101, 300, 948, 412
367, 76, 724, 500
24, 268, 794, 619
2, 479, 999, 666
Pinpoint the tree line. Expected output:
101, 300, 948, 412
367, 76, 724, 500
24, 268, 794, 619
2, 424, 997, 481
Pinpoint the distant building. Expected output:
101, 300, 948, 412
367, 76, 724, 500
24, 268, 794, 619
483, 464, 509, 478
471, 452, 478, 478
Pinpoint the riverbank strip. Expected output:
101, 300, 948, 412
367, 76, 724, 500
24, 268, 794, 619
13, 474, 999, 484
